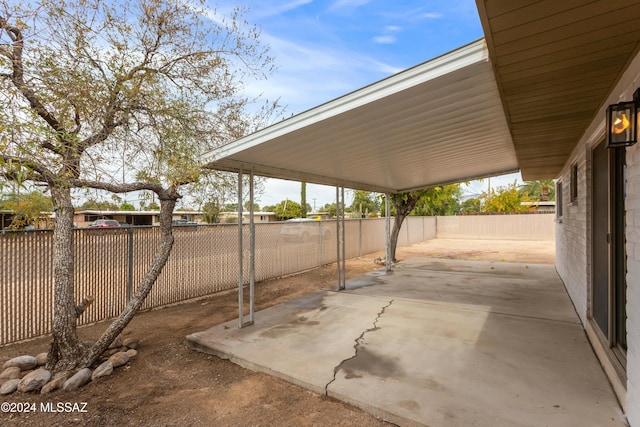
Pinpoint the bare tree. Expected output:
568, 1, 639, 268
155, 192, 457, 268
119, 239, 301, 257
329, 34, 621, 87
0, 0, 278, 371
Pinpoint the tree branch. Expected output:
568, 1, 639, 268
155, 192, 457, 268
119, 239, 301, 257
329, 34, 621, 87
0, 154, 57, 184
75, 296, 94, 318
70, 178, 180, 201
0, 16, 66, 135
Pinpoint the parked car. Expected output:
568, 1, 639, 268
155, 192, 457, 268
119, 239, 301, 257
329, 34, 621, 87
88, 219, 121, 228
280, 218, 330, 242
1, 225, 35, 232
172, 219, 197, 227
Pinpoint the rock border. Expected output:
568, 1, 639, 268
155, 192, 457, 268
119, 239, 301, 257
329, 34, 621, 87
0, 336, 139, 395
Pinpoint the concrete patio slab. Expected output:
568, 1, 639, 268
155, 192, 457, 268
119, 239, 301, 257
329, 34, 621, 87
187, 258, 626, 426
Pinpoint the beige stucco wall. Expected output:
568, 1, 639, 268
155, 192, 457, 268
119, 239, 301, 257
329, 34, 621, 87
436, 214, 555, 240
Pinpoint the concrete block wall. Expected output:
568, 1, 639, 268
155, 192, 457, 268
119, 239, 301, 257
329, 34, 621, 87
626, 142, 640, 427
555, 145, 589, 325
436, 214, 555, 241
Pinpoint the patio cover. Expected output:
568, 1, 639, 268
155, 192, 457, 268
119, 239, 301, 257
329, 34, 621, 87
203, 0, 640, 190
202, 39, 517, 193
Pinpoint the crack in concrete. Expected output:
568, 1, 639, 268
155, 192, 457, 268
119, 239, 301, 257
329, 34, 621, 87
325, 299, 394, 395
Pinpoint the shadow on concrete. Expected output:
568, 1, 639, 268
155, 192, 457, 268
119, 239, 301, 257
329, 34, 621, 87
187, 257, 626, 427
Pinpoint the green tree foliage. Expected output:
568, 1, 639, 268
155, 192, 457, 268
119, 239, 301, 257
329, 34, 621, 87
519, 180, 555, 201
412, 184, 461, 216
319, 202, 336, 217
481, 182, 530, 213
1, 190, 53, 228
274, 199, 302, 220
351, 190, 379, 217
119, 202, 136, 211
459, 197, 482, 213
0, 0, 277, 370
244, 201, 260, 212
202, 199, 221, 224
79, 198, 119, 211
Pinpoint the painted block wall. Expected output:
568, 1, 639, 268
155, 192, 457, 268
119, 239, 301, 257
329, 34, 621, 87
555, 145, 589, 325
626, 142, 640, 427
436, 214, 555, 241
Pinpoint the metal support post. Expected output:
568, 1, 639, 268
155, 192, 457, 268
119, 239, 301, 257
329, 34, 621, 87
238, 169, 244, 328
336, 187, 342, 289
248, 169, 255, 325
385, 193, 391, 272
341, 186, 346, 288
335, 186, 346, 290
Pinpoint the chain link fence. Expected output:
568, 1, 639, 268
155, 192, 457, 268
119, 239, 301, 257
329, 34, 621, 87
1, 216, 436, 345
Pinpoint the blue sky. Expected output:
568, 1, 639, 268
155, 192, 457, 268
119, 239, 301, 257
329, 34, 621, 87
213, 0, 521, 209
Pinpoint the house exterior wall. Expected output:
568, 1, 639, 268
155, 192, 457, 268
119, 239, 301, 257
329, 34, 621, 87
627, 142, 640, 427
555, 144, 589, 325
554, 55, 640, 424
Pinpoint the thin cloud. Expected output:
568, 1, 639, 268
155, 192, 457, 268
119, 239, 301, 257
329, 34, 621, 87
329, 0, 371, 11
252, 0, 314, 19
421, 12, 443, 19
373, 35, 396, 44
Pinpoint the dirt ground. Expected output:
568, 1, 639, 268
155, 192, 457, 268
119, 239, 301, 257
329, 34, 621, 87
0, 239, 554, 426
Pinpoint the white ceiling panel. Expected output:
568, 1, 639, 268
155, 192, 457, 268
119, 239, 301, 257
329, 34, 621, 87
203, 39, 518, 193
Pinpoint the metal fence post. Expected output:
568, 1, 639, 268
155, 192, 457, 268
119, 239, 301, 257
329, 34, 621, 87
127, 226, 134, 302
319, 221, 323, 266
359, 218, 363, 257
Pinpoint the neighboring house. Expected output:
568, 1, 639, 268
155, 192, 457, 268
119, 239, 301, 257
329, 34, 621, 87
218, 211, 277, 223
520, 201, 556, 214
74, 210, 205, 228
0, 209, 54, 229
200, 2, 640, 425
0, 210, 13, 229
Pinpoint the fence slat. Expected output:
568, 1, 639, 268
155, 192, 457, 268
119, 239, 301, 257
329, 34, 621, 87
0, 216, 456, 345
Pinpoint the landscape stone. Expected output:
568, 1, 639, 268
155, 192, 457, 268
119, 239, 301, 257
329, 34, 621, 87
0, 366, 22, 380
0, 379, 20, 395
41, 372, 70, 394
108, 352, 130, 368
18, 368, 51, 392
91, 361, 113, 381
63, 368, 92, 390
53, 370, 72, 381
108, 336, 123, 349
122, 338, 139, 349
102, 348, 120, 357
35, 352, 48, 366
3, 355, 37, 370
125, 349, 138, 359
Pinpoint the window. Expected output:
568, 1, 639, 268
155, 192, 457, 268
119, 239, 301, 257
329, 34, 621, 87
570, 163, 578, 203
556, 181, 563, 220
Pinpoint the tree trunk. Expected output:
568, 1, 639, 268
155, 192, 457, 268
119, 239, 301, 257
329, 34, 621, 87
389, 213, 405, 263
80, 196, 177, 367
47, 186, 85, 371
388, 192, 423, 263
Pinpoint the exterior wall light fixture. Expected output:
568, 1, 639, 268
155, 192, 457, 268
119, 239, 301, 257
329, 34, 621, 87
606, 88, 640, 148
